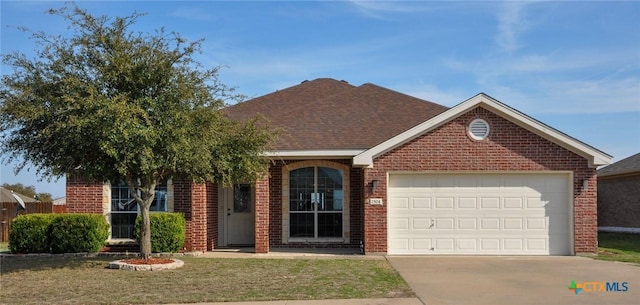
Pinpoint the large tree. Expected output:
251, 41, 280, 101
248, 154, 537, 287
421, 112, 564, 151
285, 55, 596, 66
0, 4, 274, 259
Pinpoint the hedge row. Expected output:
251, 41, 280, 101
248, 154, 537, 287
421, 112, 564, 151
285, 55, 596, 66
9, 212, 186, 254
9, 214, 109, 254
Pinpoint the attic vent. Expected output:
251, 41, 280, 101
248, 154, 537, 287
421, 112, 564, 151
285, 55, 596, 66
468, 119, 490, 140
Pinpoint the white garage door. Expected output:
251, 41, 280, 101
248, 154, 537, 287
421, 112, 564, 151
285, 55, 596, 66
388, 173, 571, 255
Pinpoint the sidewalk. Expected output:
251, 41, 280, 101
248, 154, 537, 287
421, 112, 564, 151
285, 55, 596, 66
166, 298, 423, 305
196, 248, 385, 260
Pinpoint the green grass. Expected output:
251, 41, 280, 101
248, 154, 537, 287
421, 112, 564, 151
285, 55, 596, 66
0, 242, 8, 253
595, 232, 640, 265
0, 256, 413, 305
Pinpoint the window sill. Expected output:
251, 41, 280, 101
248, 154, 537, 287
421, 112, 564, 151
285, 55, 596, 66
106, 239, 138, 245
287, 237, 346, 243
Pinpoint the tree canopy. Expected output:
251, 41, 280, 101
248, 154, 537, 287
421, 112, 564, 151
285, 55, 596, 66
0, 4, 275, 258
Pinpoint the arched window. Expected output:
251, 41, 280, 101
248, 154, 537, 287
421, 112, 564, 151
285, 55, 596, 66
283, 161, 350, 243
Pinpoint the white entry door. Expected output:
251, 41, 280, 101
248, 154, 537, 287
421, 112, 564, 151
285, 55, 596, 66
220, 184, 255, 246
388, 173, 571, 255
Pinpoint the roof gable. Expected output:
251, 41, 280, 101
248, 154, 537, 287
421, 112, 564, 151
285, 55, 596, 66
354, 93, 612, 168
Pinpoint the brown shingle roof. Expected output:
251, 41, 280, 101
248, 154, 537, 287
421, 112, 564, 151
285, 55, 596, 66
224, 78, 448, 150
598, 152, 640, 177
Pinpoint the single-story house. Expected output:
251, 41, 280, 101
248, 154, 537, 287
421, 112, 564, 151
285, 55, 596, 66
66, 78, 612, 255
597, 152, 640, 231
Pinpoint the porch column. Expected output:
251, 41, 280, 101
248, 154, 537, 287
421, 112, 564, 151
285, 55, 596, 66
363, 168, 387, 254
174, 180, 208, 252
254, 175, 270, 253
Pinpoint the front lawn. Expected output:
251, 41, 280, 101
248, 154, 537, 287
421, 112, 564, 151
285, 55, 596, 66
0, 256, 413, 304
595, 232, 640, 265
0, 242, 8, 253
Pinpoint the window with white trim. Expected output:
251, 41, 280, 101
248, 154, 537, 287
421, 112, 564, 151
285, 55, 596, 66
110, 181, 168, 239
289, 166, 344, 238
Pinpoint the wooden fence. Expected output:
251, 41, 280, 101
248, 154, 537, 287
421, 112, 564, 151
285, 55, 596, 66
0, 202, 66, 242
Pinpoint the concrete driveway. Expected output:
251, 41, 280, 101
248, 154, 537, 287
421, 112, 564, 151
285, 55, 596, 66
387, 256, 639, 305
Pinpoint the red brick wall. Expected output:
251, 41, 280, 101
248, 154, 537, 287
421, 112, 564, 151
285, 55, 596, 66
597, 174, 640, 228
255, 175, 270, 253
206, 182, 218, 251
65, 172, 104, 214
173, 179, 208, 252
364, 106, 597, 254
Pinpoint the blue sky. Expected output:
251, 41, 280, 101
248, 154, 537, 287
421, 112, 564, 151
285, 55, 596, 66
1, 1, 639, 198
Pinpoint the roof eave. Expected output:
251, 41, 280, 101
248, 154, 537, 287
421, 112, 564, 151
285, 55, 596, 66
263, 149, 366, 160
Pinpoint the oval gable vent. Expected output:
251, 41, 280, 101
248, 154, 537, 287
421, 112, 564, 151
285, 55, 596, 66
468, 119, 490, 140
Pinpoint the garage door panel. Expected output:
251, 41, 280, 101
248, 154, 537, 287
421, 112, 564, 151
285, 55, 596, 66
480, 218, 500, 230
434, 197, 454, 209
413, 217, 431, 230
458, 218, 477, 230
388, 173, 571, 255
434, 218, 454, 230
503, 217, 524, 230
480, 197, 500, 209
412, 197, 431, 209
458, 197, 477, 209
389, 197, 409, 209
526, 217, 547, 230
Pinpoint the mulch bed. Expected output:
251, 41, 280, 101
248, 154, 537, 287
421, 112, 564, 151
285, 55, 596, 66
121, 258, 175, 265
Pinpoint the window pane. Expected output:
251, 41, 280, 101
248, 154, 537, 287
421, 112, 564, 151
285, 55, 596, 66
150, 184, 168, 212
111, 180, 168, 239
318, 213, 342, 237
233, 184, 251, 213
290, 213, 314, 237
317, 167, 343, 211
290, 167, 314, 211
110, 213, 137, 239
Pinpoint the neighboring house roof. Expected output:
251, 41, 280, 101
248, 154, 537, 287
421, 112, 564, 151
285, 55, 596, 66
224, 78, 611, 168
354, 93, 612, 168
53, 197, 66, 205
597, 152, 640, 178
224, 78, 448, 152
0, 187, 38, 203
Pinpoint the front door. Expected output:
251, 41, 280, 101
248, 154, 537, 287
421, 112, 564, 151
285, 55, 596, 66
220, 184, 255, 246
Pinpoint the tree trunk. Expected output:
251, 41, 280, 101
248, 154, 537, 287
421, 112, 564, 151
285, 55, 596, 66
139, 200, 152, 259
126, 179, 156, 260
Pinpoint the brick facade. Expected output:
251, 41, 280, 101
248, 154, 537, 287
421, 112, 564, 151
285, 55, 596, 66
173, 180, 208, 252
65, 172, 105, 214
64, 105, 599, 255
255, 175, 270, 253
363, 107, 598, 254
598, 173, 640, 228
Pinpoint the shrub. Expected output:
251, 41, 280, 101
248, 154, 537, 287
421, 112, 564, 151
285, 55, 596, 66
9, 214, 58, 253
49, 214, 109, 253
135, 213, 186, 253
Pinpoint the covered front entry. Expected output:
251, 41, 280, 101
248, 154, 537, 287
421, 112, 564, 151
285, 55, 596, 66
387, 173, 572, 255
218, 184, 255, 247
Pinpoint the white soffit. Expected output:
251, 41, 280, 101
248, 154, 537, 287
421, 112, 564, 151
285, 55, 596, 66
353, 93, 612, 168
